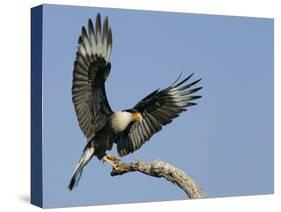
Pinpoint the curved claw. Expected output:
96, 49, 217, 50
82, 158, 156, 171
102, 154, 119, 169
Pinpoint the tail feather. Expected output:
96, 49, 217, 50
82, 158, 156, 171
68, 164, 83, 190
68, 145, 95, 191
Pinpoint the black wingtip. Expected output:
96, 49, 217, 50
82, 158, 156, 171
189, 95, 202, 100
96, 13, 101, 24
68, 177, 75, 191
81, 26, 87, 36
186, 102, 197, 107
78, 36, 82, 44
88, 18, 94, 29
174, 73, 194, 88
95, 13, 102, 36
171, 72, 183, 85
191, 78, 202, 86
194, 86, 203, 92
172, 72, 195, 86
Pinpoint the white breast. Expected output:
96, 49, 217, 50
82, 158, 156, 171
111, 111, 133, 133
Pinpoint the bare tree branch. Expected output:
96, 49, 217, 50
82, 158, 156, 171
110, 158, 205, 199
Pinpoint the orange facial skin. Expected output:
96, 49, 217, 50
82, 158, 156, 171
132, 112, 142, 121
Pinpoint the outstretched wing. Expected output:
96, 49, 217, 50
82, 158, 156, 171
72, 13, 113, 141
116, 73, 202, 156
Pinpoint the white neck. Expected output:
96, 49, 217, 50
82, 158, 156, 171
111, 111, 133, 133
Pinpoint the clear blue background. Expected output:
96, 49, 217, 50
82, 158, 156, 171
41, 4, 274, 208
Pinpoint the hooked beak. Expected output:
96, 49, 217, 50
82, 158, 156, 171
132, 112, 143, 122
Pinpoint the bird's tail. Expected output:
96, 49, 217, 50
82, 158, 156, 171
68, 144, 95, 191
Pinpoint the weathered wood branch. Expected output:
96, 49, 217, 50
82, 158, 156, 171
110, 159, 205, 199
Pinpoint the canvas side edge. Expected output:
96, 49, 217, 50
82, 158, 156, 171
31, 5, 43, 208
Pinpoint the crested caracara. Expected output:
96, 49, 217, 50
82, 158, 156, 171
68, 13, 202, 190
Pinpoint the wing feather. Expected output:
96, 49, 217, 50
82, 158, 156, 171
72, 13, 113, 141
116, 73, 202, 156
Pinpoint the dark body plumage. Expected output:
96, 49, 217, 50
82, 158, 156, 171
68, 13, 202, 190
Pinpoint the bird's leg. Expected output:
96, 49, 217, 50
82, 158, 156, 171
102, 154, 119, 170
104, 153, 119, 161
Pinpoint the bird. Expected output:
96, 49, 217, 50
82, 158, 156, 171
68, 13, 202, 191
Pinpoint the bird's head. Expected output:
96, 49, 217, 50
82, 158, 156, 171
124, 109, 143, 122
132, 111, 142, 122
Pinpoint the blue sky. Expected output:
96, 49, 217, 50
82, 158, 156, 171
40, 4, 273, 208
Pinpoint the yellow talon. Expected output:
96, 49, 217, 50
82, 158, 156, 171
105, 153, 119, 161
102, 154, 119, 170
